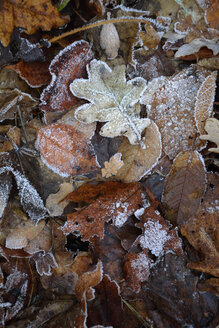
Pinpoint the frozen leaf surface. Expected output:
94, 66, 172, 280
200, 118, 219, 153
40, 41, 94, 112
195, 71, 217, 134
70, 60, 149, 145
141, 66, 211, 158
36, 123, 99, 177
163, 150, 206, 226
115, 120, 161, 182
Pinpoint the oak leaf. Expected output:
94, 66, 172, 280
40, 41, 94, 113
199, 118, 219, 153
62, 181, 143, 240
162, 150, 206, 226
70, 60, 149, 145
0, 0, 69, 47
101, 153, 124, 178
36, 123, 99, 177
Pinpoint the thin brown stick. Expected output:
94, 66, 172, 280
48, 17, 150, 44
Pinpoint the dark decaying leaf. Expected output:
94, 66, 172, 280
40, 40, 94, 112
36, 123, 99, 177
162, 150, 206, 226
0, 172, 12, 218
0, 152, 47, 223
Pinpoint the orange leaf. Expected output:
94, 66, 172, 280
205, 0, 219, 30
40, 41, 94, 112
0, 0, 69, 47
62, 182, 143, 240
36, 123, 99, 177
6, 60, 51, 87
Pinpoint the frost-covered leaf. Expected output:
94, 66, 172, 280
199, 118, 219, 153
195, 71, 217, 134
33, 251, 58, 276
163, 150, 206, 226
0, 172, 12, 219
40, 41, 94, 113
6, 220, 45, 249
175, 38, 219, 58
36, 123, 99, 177
115, 120, 161, 182
0, 88, 38, 122
62, 182, 143, 240
70, 60, 149, 145
0, 152, 47, 223
141, 66, 211, 159
101, 153, 124, 178
46, 182, 74, 216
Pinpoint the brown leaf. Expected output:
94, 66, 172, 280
200, 118, 219, 153
195, 71, 217, 134
40, 41, 94, 113
6, 61, 51, 88
141, 66, 211, 159
163, 150, 206, 226
181, 202, 219, 277
205, 0, 219, 30
123, 251, 151, 293
62, 182, 143, 240
0, 0, 69, 47
36, 123, 99, 177
115, 120, 161, 182
101, 153, 124, 178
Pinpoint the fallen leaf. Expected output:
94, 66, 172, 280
32, 251, 58, 276
163, 150, 206, 226
141, 66, 211, 159
199, 118, 219, 153
181, 201, 219, 278
123, 251, 152, 293
46, 182, 74, 216
40, 41, 94, 112
101, 153, 124, 178
175, 38, 219, 58
36, 123, 99, 177
0, 172, 12, 218
115, 120, 161, 182
0, 0, 69, 47
70, 59, 149, 145
6, 60, 51, 88
205, 0, 219, 30
62, 182, 143, 240
5, 220, 45, 249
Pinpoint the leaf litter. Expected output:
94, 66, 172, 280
0, 1, 218, 327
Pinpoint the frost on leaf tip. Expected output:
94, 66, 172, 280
70, 60, 149, 145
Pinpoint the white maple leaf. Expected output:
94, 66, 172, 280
70, 60, 150, 145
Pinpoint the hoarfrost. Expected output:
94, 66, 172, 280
113, 202, 130, 227
131, 253, 151, 282
139, 220, 170, 256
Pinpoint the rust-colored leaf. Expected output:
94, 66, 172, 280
181, 201, 219, 278
205, 0, 219, 30
36, 123, 99, 177
62, 182, 143, 240
40, 41, 94, 112
115, 120, 161, 182
0, 0, 69, 47
195, 71, 217, 134
6, 61, 51, 87
163, 150, 206, 226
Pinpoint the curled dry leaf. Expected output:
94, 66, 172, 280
115, 120, 161, 182
141, 66, 212, 159
6, 61, 51, 88
46, 182, 74, 216
101, 153, 124, 178
0, 0, 69, 47
181, 201, 219, 278
40, 41, 94, 112
70, 59, 149, 145
36, 123, 99, 177
62, 181, 143, 241
163, 150, 206, 226
200, 118, 219, 153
